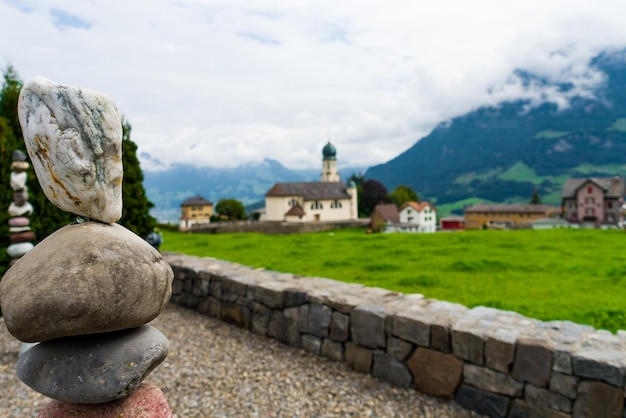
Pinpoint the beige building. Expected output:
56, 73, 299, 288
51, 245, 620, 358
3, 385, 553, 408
264, 142, 358, 222
179, 195, 213, 231
464, 204, 557, 229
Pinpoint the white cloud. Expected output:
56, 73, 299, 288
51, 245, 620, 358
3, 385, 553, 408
2, 0, 626, 171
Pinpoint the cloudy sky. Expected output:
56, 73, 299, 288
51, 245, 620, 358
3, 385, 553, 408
2, 0, 626, 172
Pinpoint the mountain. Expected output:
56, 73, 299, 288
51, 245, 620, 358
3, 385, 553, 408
366, 50, 626, 215
144, 159, 366, 222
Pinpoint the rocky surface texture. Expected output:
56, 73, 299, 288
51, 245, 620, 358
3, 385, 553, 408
17, 76, 123, 223
0, 77, 172, 415
6, 149, 35, 264
165, 252, 626, 418
0, 304, 482, 417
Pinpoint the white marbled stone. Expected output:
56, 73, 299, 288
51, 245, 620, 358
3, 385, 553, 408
7, 242, 34, 258
17, 77, 123, 223
10, 171, 27, 190
8, 202, 33, 217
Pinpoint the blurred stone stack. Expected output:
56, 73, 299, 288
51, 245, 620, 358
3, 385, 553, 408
0, 77, 174, 417
7, 149, 35, 265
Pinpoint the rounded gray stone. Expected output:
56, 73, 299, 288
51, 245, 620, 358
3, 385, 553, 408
0, 222, 173, 342
16, 325, 169, 404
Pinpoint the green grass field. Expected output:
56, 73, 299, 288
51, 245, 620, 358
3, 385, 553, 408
160, 228, 626, 332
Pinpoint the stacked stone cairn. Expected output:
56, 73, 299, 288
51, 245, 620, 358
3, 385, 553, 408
7, 149, 35, 265
0, 77, 174, 417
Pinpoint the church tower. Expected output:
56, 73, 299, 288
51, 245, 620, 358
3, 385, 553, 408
320, 141, 340, 182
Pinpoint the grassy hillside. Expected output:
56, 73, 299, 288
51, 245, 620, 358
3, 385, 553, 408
161, 228, 626, 332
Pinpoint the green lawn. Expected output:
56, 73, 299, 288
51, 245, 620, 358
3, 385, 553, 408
160, 228, 626, 332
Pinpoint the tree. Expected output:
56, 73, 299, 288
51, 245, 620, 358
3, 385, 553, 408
215, 198, 247, 221
119, 117, 157, 237
361, 179, 389, 217
530, 189, 541, 204
389, 184, 419, 208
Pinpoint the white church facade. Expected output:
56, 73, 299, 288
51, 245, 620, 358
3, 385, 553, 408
264, 142, 358, 222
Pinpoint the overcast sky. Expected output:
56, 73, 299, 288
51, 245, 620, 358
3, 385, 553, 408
2, 0, 626, 172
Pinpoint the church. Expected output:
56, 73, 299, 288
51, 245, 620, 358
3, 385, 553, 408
264, 142, 358, 222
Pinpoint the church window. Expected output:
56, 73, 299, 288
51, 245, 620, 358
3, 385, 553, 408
288, 198, 299, 207
330, 200, 342, 209
311, 201, 323, 210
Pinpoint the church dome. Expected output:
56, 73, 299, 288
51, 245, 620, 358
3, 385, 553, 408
322, 141, 336, 160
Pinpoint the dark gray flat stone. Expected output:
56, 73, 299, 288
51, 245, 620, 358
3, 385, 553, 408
16, 325, 169, 404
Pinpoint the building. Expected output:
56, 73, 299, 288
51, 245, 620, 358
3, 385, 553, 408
464, 204, 558, 229
179, 195, 213, 231
561, 177, 625, 228
399, 201, 437, 233
370, 201, 437, 233
439, 217, 465, 231
370, 203, 400, 232
264, 142, 358, 222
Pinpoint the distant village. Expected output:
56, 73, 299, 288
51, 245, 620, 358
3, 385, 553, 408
178, 142, 626, 233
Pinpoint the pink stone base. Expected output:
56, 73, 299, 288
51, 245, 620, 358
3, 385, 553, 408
37, 383, 172, 418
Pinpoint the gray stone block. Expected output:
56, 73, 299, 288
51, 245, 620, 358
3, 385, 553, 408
550, 372, 578, 399
298, 304, 309, 333
345, 342, 372, 374
509, 399, 572, 418
321, 339, 344, 362
198, 296, 220, 318
452, 329, 484, 365
329, 311, 350, 342
456, 384, 510, 418
553, 350, 572, 374
431, 323, 451, 353
254, 284, 285, 309
251, 311, 270, 336
302, 335, 322, 355
308, 303, 332, 337
192, 277, 209, 296
284, 289, 307, 307
351, 305, 386, 349
525, 384, 572, 413
573, 380, 624, 418
182, 278, 193, 293
392, 314, 429, 347
485, 328, 518, 373
573, 349, 625, 387
512, 338, 552, 387
372, 352, 413, 388
387, 337, 413, 361
463, 364, 523, 397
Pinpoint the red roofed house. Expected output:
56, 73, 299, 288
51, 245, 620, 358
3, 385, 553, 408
399, 201, 437, 233
264, 142, 358, 222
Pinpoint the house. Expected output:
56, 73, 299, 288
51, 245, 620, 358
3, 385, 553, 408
370, 201, 437, 233
464, 204, 558, 229
530, 217, 573, 230
440, 216, 465, 231
561, 177, 625, 228
399, 201, 437, 233
370, 203, 400, 232
264, 142, 358, 222
179, 195, 213, 231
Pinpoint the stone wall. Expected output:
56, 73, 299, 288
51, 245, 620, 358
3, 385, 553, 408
164, 252, 626, 418
187, 220, 369, 235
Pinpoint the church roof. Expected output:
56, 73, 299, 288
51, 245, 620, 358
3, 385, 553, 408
181, 195, 213, 207
322, 141, 336, 160
266, 182, 351, 200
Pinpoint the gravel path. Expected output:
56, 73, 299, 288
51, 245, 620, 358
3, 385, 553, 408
0, 303, 482, 417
